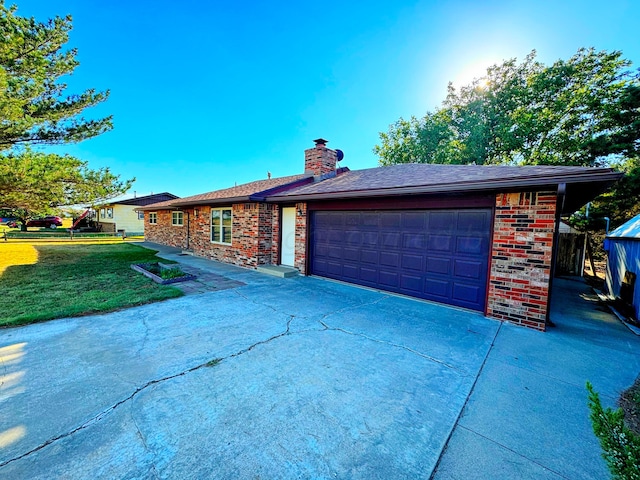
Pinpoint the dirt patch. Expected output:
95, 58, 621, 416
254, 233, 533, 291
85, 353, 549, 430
619, 375, 640, 436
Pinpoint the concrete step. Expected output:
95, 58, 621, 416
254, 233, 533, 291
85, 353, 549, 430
256, 265, 299, 278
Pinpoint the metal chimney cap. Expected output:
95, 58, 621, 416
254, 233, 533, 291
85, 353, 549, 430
313, 138, 328, 146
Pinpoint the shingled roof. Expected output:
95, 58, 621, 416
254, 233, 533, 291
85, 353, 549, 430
265, 163, 622, 213
139, 173, 313, 210
107, 192, 179, 206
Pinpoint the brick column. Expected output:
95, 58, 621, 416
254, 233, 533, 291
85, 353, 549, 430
487, 192, 557, 331
294, 203, 308, 274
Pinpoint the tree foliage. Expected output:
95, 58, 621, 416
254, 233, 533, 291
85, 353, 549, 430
0, 3, 132, 227
0, 150, 132, 227
587, 382, 640, 480
376, 49, 640, 167
374, 48, 640, 224
0, 3, 112, 150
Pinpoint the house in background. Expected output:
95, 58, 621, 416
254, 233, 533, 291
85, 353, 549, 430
140, 138, 621, 331
97, 192, 178, 235
605, 214, 640, 321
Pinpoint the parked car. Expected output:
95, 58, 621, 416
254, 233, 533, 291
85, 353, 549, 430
5, 220, 18, 228
26, 216, 64, 228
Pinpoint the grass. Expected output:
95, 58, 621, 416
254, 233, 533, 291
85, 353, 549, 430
140, 263, 188, 280
0, 242, 183, 327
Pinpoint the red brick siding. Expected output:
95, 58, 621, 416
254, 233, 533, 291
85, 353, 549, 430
145, 210, 187, 248
294, 203, 307, 274
146, 203, 279, 269
487, 192, 557, 331
304, 145, 337, 176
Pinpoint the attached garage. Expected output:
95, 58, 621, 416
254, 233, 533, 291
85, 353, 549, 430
309, 209, 492, 311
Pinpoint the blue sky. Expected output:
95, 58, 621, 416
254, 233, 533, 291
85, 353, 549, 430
15, 0, 640, 198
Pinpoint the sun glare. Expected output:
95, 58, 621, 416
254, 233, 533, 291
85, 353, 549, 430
450, 59, 494, 89
0, 244, 38, 275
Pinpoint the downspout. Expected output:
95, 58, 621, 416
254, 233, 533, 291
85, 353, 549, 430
546, 183, 566, 327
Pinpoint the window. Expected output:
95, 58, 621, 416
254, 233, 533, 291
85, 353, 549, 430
100, 208, 105, 219
211, 208, 232, 244
106, 208, 113, 219
148, 212, 157, 224
172, 211, 183, 226
137, 211, 145, 220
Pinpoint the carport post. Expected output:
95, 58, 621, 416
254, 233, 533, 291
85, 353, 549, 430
547, 183, 566, 326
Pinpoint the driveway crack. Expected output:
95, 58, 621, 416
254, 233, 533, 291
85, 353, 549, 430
136, 317, 151, 357
0, 316, 297, 469
130, 399, 160, 479
319, 321, 463, 373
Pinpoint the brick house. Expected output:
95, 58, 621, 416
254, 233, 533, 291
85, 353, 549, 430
140, 138, 621, 331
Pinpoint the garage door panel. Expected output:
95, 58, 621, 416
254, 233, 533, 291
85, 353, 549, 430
429, 212, 456, 230
427, 257, 451, 275
425, 278, 450, 298
361, 250, 378, 264
401, 274, 422, 292
381, 213, 402, 227
310, 209, 490, 312
326, 262, 343, 276
342, 264, 359, 280
379, 270, 399, 287
362, 232, 378, 246
380, 251, 400, 268
359, 267, 378, 283
362, 214, 379, 226
428, 235, 453, 252
345, 231, 363, 245
402, 212, 426, 229
403, 233, 427, 250
343, 248, 360, 261
402, 254, 424, 271
457, 211, 488, 231
381, 232, 401, 248
453, 283, 483, 305
454, 259, 483, 279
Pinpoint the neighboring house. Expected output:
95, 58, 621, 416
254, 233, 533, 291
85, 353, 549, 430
140, 138, 621, 331
605, 214, 640, 321
97, 192, 179, 234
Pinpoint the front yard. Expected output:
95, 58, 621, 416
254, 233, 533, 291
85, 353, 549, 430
0, 241, 183, 327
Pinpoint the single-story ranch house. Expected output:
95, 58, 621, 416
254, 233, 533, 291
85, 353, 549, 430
140, 139, 622, 331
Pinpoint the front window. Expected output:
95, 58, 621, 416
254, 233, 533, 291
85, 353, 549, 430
211, 208, 232, 244
106, 208, 113, 219
148, 212, 157, 224
137, 211, 144, 220
172, 211, 183, 226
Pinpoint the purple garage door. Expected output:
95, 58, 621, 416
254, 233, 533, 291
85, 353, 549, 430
310, 209, 492, 311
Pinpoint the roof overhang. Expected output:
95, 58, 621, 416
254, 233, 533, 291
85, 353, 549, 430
266, 170, 623, 215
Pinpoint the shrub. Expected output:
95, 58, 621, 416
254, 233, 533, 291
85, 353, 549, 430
587, 382, 640, 479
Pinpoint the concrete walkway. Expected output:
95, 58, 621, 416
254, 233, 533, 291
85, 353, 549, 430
433, 276, 640, 479
0, 242, 639, 479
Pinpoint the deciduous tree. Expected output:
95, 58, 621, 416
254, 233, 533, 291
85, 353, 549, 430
375, 48, 640, 223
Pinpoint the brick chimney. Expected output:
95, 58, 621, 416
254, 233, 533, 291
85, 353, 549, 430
304, 138, 338, 177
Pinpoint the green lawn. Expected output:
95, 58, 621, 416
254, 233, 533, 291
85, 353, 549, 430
0, 242, 183, 327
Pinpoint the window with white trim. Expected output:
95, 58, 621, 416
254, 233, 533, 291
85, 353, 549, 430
211, 208, 232, 244
148, 212, 157, 224
137, 211, 144, 220
172, 211, 183, 226
106, 208, 113, 219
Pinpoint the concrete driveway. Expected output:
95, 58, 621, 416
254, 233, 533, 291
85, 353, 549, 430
1, 246, 639, 479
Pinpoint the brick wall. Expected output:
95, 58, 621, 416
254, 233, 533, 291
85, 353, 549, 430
146, 203, 280, 269
487, 191, 557, 331
294, 202, 307, 274
304, 141, 337, 176
145, 210, 187, 248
